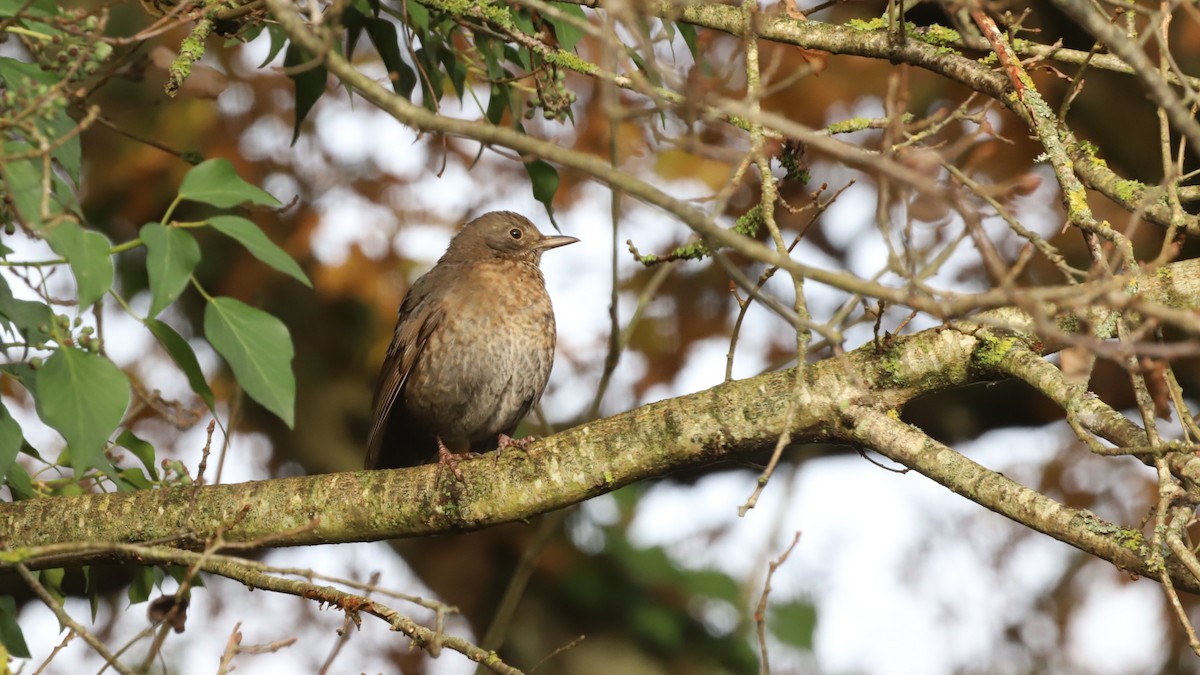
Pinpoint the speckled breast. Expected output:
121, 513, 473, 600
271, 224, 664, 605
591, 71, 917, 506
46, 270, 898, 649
404, 259, 556, 445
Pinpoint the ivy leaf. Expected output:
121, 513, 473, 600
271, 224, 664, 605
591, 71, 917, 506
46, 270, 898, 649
438, 43, 467, 100
259, 24, 289, 67
415, 46, 444, 110
513, 9, 535, 36
34, 348, 131, 474
178, 158, 280, 208
547, 3, 587, 51
284, 43, 328, 145
0, 400, 23, 486
344, 5, 366, 56
83, 565, 99, 620
145, 318, 216, 411
769, 600, 817, 649
370, 21, 415, 99
43, 221, 114, 309
486, 83, 511, 126
0, 273, 53, 342
630, 52, 662, 86
0, 57, 81, 183
678, 22, 699, 58
128, 566, 155, 605
0, 596, 30, 659
39, 568, 65, 605
115, 429, 160, 481
207, 215, 311, 287
0, 140, 81, 229
115, 467, 153, 491
525, 158, 560, 228
406, 1, 430, 32
5, 462, 33, 500
204, 297, 296, 428
141, 223, 201, 318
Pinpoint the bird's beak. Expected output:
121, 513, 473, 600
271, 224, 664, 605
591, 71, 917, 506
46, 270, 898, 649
536, 235, 580, 250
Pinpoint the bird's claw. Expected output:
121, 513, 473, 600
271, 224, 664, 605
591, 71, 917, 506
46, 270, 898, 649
436, 439, 479, 482
494, 433, 538, 465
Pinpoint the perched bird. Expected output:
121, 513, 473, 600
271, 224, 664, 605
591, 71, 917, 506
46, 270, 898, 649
366, 211, 579, 472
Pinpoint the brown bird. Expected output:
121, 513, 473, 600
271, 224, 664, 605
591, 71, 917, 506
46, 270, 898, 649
365, 211, 579, 472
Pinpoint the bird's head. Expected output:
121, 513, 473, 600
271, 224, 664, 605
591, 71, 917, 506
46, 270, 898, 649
442, 211, 579, 265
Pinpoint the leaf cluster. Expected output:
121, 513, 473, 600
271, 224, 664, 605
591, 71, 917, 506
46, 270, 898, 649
0, 2, 318, 653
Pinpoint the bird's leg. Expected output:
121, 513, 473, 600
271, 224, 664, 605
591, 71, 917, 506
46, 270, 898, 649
494, 433, 538, 464
435, 437, 478, 482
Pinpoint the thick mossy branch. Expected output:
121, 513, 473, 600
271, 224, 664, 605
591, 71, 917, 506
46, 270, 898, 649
843, 407, 1196, 591
2, 259, 1200, 595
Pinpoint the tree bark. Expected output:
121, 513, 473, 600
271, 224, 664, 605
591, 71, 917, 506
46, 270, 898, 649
3, 258, 1199, 593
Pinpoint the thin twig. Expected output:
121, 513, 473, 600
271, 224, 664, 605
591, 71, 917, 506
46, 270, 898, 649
753, 531, 802, 674
15, 564, 137, 675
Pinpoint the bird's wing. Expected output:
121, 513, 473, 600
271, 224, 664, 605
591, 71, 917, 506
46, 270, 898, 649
364, 272, 447, 469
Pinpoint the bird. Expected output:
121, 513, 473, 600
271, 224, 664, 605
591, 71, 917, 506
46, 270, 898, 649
365, 211, 579, 473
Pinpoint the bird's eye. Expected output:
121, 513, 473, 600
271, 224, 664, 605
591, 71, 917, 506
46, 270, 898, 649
509, 228, 522, 239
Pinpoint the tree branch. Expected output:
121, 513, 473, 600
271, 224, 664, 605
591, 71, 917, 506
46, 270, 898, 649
4, 259, 1200, 594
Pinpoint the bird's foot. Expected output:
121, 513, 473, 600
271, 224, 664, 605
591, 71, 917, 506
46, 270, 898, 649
436, 438, 479, 482
494, 433, 538, 464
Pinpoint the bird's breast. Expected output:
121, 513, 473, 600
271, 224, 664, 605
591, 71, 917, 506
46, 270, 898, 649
405, 260, 557, 441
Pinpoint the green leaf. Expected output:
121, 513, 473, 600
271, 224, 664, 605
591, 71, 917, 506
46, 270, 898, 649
769, 600, 817, 649
630, 602, 684, 650
5, 462, 34, 500
83, 565, 99, 620
363, 11, 415, 98
0, 400, 24, 485
284, 43, 328, 145
415, 46, 444, 110
178, 158, 280, 208
52, 479, 82, 495
344, 6, 365, 56
227, 24, 262, 46
511, 44, 533, 72
485, 83, 511, 126
406, 1, 429, 32
141, 223, 201, 318
115, 467, 153, 491
0, 139, 80, 228
259, 24, 290, 68
0, 0, 57, 17
204, 297, 296, 427
476, 35, 505, 81
207, 215, 310, 286
145, 318, 215, 410
438, 43, 467, 100
681, 568, 740, 603
115, 430, 159, 481
513, 9, 535, 36
0, 596, 30, 659
43, 221, 114, 309
128, 566, 155, 605
525, 158, 560, 226
547, 3, 587, 51
678, 23, 699, 58
35, 348, 131, 473
0, 57, 81, 183
0, 363, 38, 400
167, 564, 200, 586
0, 274, 53, 341
39, 567, 64, 604
630, 52, 662, 86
